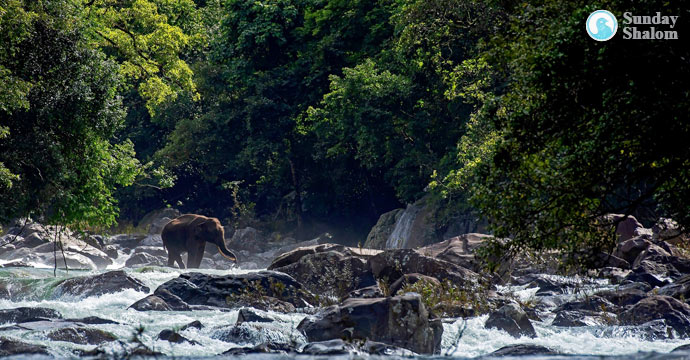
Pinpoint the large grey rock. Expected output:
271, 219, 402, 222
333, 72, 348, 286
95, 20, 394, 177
619, 296, 690, 337
367, 248, 477, 287
47, 327, 117, 345
363, 208, 403, 249
131, 271, 311, 312
0, 336, 49, 356
269, 244, 378, 297
0, 307, 62, 324
653, 218, 687, 244
137, 208, 180, 233
297, 293, 442, 354
228, 227, 266, 253
124, 252, 166, 268
51, 270, 149, 299
489, 344, 559, 356
484, 302, 536, 338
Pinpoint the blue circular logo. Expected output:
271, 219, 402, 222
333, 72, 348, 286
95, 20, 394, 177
586, 10, 617, 41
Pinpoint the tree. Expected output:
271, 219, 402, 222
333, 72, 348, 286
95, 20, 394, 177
439, 0, 690, 267
0, 0, 140, 227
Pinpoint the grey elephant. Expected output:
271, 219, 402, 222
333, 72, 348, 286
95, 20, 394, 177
161, 214, 237, 268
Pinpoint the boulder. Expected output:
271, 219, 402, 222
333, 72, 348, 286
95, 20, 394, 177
137, 208, 180, 233
136, 271, 311, 311
124, 252, 166, 268
157, 329, 198, 345
0, 307, 62, 324
619, 296, 690, 337
228, 227, 266, 253
269, 245, 377, 297
367, 249, 477, 287
659, 274, 690, 300
181, 320, 203, 331
488, 344, 560, 356
300, 339, 414, 356
363, 208, 403, 249
484, 302, 536, 338
129, 288, 192, 311
347, 285, 384, 299
556, 295, 619, 313
297, 293, 442, 354
624, 260, 679, 287
212, 322, 302, 350
0, 336, 49, 356
51, 270, 149, 299
47, 327, 117, 345
615, 236, 653, 264
604, 214, 649, 241
595, 285, 648, 307
653, 218, 687, 244
237, 308, 274, 324
552, 310, 618, 327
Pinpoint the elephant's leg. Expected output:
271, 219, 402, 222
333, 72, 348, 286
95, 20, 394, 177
173, 253, 185, 269
188, 243, 205, 268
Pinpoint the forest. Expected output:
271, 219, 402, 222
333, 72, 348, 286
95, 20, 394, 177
1, 0, 688, 265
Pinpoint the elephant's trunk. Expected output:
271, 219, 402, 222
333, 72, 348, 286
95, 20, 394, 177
215, 239, 237, 262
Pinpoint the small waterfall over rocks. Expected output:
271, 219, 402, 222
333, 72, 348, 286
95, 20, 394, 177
385, 203, 421, 249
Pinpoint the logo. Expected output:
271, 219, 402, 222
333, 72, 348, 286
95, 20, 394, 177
586, 10, 618, 41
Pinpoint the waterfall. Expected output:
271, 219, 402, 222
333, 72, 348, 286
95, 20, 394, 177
385, 204, 421, 249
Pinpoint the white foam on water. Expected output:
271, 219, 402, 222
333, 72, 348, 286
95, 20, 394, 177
442, 316, 687, 358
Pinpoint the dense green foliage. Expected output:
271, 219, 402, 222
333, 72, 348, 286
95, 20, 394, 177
1, 0, 688, 262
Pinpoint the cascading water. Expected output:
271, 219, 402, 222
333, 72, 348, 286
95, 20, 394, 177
385, 204, 421, 249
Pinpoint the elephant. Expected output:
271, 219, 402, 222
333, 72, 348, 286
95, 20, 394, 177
161, 214, 237, 269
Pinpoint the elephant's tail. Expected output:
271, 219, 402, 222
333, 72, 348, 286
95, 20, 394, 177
216, 242, 237, 262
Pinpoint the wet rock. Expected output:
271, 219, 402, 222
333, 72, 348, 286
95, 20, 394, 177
106, 234, 147, 250
364, 208, 403, 249
517, 274, 573, 296
417, 233, 492, 269
297, 293, 442, 354
146, 271, 311, 310
129, 288, 191, 311
1, 248, 98, 270
0, 260, 32, 268
52, 270, 149, 299
47, 327, 117, 345
368, 248, 477, 287
653, 218, 687, 244
552, 310, 618, 327
212, 322, 301, 349
300, 339, 414, 356
13, 232, 47, 249
595, 267, 631, 284
0, 307, 62, 324
625, 260, 679, 287
222, 342, 293, 355
181, 320, 203, 331
557, 295, 619, 313
0, 336, 49, 356
615, 236, 653, 264
124, 252, 166, 267
488, 344, 560, 356
659, 274, 690, 301
270, 246, 376, 297
595, 285, 647, 307
604, 214, 649, 241
228, 227, 266, 253
137, 208, 180, 234
237, 308, 274, 324
133, 245, 168, 258
619, 296, 690, 337
157, 329, 198, 345
139, 235, 163, 247
64, 316, 118, 325
389, 273, 440, 296
484, 302, 536, 338
597, 319, 673, 340
102, 245, 119, 259
672, 343, 690, 352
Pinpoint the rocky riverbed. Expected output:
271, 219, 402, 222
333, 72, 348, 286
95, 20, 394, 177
2, 215, 690, 358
